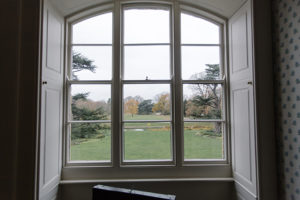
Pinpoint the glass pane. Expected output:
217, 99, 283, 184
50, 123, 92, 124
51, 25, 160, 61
72, 46, 112, 80
183, 84, 222, 120
123, 84, 171, 120
70, 123, 111, 161
181, 46, 220, 80
124, 46, 170, 80
71, 84, 111, 120
184, 122, 223, 159
181, 13, 219, 44
72, 12, 112, 44
124, 9, 170, 43
124, 123, 171, 160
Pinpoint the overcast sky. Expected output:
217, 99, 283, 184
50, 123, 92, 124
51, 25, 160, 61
71, 9, 220, 102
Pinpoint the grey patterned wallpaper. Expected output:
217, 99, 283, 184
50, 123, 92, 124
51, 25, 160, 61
273, 0, 300, 199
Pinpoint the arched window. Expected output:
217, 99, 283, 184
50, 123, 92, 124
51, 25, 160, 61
65, 1, 227, 177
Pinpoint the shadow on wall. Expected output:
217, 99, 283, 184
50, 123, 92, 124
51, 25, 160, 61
60, 181, 233, 200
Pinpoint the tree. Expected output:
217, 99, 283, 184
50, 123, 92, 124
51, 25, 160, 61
138, 100, 154, 115
71, 92, 108, 139
124, 98, 139, 117
203, 64, 220, 80
71, 52, 107, 139
152, 93, 170, 115
133, 95, 144, 103
72, 52, 97, 80
125, 95, 144, 103
185, 100, 206, 118
187, 64, 222, 134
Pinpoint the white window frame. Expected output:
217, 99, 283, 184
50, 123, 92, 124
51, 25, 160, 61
62, 0, 231, 179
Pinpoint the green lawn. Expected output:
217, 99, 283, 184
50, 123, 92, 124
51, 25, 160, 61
71, 120, 223, 161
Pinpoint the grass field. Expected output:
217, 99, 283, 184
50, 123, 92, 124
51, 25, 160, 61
71, 114, 223, 161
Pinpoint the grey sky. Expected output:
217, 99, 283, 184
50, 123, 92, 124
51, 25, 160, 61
71, 9, 220, 101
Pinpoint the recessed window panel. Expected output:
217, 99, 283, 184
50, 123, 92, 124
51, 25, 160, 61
184, 122, 223, 160
124, 46, 170, 80
67, 6, 227, 166
183, 84, 222, 120
72, 46, 112, 80
71, 84, 111, 120
72, 12, 112, 44
123, 84, 171, 120
70, 123, 111, 161
124, 123, 171, 161
181, 46, 221, 80
124, 9, 170, 44
181, 13, 220, 44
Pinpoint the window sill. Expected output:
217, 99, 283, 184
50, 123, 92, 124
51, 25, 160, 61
60, 177, 234, 184
61, 164, 232, 180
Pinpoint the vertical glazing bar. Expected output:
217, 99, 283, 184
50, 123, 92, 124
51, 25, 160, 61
65, 22, 72, 164
112, 0, 121, 167
173, 1, 183, 166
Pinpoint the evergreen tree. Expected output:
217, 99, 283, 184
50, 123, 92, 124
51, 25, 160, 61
138, 100, 154, 115
72, 52, 97, 80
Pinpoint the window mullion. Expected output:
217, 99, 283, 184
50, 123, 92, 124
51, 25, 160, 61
122, 80, 171, 84
112, 0, 121, 167
173, 2, 183, 167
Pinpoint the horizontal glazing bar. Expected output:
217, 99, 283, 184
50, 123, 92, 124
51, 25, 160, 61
181, 44, 220, 46
183, 119, 225, 122
68, 161, 112, 165
182, 80, 225, 84
183, 159, 227, 164
123, 43, 171, 46
68, 80, 112, 84
122, 80, 171, 84
122, 120, 171, 123
71, 44, 112, 46
121, 160, 174, 165
68, 120, 111, 124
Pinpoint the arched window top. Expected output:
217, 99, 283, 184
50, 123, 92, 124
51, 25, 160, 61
72, 12, 112, 44
181, 12, 220, 44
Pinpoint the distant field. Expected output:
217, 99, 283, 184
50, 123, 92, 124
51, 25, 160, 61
71, 116, 223, 161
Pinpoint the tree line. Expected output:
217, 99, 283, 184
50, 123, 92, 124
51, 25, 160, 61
71, 52, 222, 140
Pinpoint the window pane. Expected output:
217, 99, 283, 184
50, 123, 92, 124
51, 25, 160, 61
123, 84, 171, 120
184, 122, 223, 159
72, 46, 112, 80
124, 123, 171, 160
70, 123, 111, 161
124, 46, 170, 80
183, 84, 222, 120
124, 9, 170, 43
181, 46, 220, 80
181, 13, 219, 44
71, 84, 111, 120
72, 12, 112, 44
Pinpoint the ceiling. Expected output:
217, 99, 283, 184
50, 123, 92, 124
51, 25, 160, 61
50, 0, 247, 18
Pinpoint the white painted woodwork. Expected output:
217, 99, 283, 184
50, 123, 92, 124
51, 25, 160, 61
229, 1, 258, 199
39, 0, 64, 199
229, 0, 253, 83
49, 0, 246, 18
